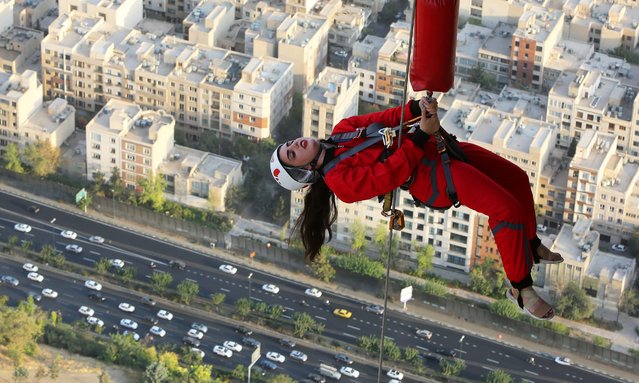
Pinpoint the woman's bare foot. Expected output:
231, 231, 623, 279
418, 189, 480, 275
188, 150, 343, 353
507, 287, 554, 320
536, 243, 563, 264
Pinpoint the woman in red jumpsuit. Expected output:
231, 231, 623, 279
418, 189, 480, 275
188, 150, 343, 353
270, 98, 563, 320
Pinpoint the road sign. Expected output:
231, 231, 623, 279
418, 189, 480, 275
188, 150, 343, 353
400, 285, 413, 303
75, 188, 87, 203
250, 345, 261, 365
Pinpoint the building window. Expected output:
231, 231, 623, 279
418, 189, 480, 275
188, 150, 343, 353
126, 154, 135, 161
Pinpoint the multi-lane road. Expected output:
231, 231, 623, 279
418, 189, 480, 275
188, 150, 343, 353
0, 190, 630, 383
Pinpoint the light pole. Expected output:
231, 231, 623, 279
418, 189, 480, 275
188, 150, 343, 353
248, 273, 253, 303
50, 218, 56, 246
111, 189, 115, 218
459, 335, 465, 359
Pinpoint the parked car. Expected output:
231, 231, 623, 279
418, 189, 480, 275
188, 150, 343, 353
612, 244, 626, 252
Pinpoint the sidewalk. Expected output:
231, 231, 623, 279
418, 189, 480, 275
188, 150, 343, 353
1, 183, 637, 382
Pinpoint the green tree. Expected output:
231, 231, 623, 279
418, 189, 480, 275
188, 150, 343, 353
440, 357, 466, 377
39, 245, 56, 264
151, 272, 173, 294
48, 355, 61, 380
268, 304, 284, 321
372, 224, 398, 262
95, 258, 111, 274
209, 293, 225, 312
230, 364, 246, 381
469, 64, 497, 90
23, 140, 60, 176
51, 254, 66, 268
484, 369, 512, 383
109, 167, 126, 200
144, 361, 170, 383
350, 221, 367, 253
90, 171, 107, 195
176, 280, 199, 304
4, 143, 24, 173
403, 347, 420, 364
469, 259, 507, 298
138, 174, 167, 211
620, 289, 639, 317
414, 244, 434, 277
292, 312, 318, 338
13, 364, 28, 383
0, 298, 46, 363
7, 235, 19, 254
121, 266, 137, 283
555, 282, 594, 320
310, 250, 336, 282
489, 299, 522, 319
20, 240, 33, 254
608, 46, 639, 64
267, 375, 296, 383
332, 253, 385, 279
234, 298, 251, 318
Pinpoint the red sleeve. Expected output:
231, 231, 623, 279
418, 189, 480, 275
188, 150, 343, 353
324, 139, 424, 203
332, 102, 417, 135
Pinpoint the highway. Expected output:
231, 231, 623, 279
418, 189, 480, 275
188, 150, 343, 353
0, 190, 629, 383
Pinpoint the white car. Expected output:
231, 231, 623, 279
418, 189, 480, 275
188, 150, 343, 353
213, 345, 232, 358
266, 351, 285, 363
122, 331, 140, 341
416, 329, 433, 339
157, 310, 173, 320
23, 263, 38, 272
387, 370, 404, 380
41, 288, 58, 298
191, 348, 205, 358
262, 284, 280, 294
110, 259, 125, 268
340, 366, 360, 378
536, 224, 547, 233
85, 280, 102, 291
149, 326, 166, 337
27, 272, 44, 283
305, 287, 322, 298
14, 223, 32, 233
187, 329, 204, 339
65, 244, 83, 253
555, 356, 572, 366
118, 302, 135, 313
120, 318, 138, 330
219, 264, 237, 274
78, 306, 95, 316
86, 316, 104, 327
60, 230, 77, 239
89, 236, 105, 244
223, 341, 242, 352
612, 244, 626, 252
289, 350, 307, 362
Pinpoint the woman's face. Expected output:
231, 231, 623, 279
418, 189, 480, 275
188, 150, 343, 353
278, 137, 320, 168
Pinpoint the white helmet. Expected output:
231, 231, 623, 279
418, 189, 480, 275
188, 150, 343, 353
270, 144, 318, 191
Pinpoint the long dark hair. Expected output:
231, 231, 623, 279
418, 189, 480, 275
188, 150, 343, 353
293, 177, 337, 262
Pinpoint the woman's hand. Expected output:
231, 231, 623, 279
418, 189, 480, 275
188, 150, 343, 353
419, 96, 440, 135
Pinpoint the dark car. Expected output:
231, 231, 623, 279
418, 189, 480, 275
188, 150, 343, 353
334, 353, 353, 364
88, 292, 107, 302
1, 275, 19, 287
141, 296, 156, 306
27, 291, 42, 302
169, 260, 186, 270
258, 359, 277, 371
28, 205, 40, 214
307, 373, 326, 383
191, 323, 208, 333
278, 338, 296, 348
144, 315, 159, 325
242, 337, 261, 348
365, 304, 384, 315
420, 352, 442, 362
235, 325, 252, 335
182, 337, 200, 347
436, 348, 457, 358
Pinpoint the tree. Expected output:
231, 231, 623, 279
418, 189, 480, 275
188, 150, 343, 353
292, 312, 322, 338
39, 245, 56, 264
209, 293, 225, 312
403, 347, 420, 364
138, 174, 167, 211
121, 266, 137, 283
620, 289, 639, 317
350, 221, 367, 253
414, 244, 434, 277
144, 361, 169, 383
555, 282, 594, 320
184, 363, 211, 383
109, 167, 126, 200
7, 235, 19, 253
267, 375, 296, 383
95, 258, 111, 274
176, 280, 199, 304
489, 299, 522, 319
151, 272, 173, 294
484, 369, 512, 383
20, 240, 33, 254
23, 140, 60, 176
77, 192, 93, 211
373, 224, 398, 262
310, 249, 336, 282
13, 364, 28, 383
608, 46, 639, 64
4, 143, 24, 173
469, 258, 507, 298
234, 298, 251, 318
469, 64, 497, 90
230, 364, 246, 381
440, 357, 466, 377
51, 254, 66, 268
48, 355, 61, 380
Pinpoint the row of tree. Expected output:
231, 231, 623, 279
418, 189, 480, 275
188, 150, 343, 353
4, 142, 60, 177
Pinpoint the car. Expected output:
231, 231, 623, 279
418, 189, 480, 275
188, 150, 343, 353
266, 351, 285, 363
23, 263, 38, 272
258, 359, 277, 371
335, 50, 348, 57
213, 345, 232, 358
536, 224, 547, 233
555, 356, 572, 366
86, 316, 104, 327
187, 329, 204, 339
149, 326, 166, 337
290, 350, 308, 362
242, 337, 260, 348
436, 348, 457, 358
182, 337, 200, 347
14, 223, 32, 233
110, 259, 124, 268
191, 323, 208, 333
78, 306, 95, 316
28, 205, 40, 214
612, 244, 626, 252
420, 352, 442, 362
387, 369, 404, 380
118, 302, 135, 313
1, 275, 19, 287
416, 329, 433, 339
27, 272, 44, 282
191, 348, 205, 358
60, 230, 77, 239
389, 380, 401, 383
223, 341, 242, 352
65, 244, 83, 253
307, 373, 326, 383
339, 366, 359, 378
141, 296, 156, 306
27, 291, 42, 302
365, 304, 384, 315
234, 325, 252, 335
262, 284, 280, 294
120, 318, 138, 330
278, 338, 296, 348
85, 280, 102, 291
89, 236, 105, 244
122, 331, 140, 341
333, 308, 352, 319
157, 310, 173, 320
305, 287, 322, 298
144, 315, 159, 325
219, 264, 237, 274
88, 292, 106, 302
334, 353, 353, 364
41, 288, 57, 298
168, 260, 186, 270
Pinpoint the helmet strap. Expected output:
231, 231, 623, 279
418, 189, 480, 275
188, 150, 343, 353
309, 141, 333, 169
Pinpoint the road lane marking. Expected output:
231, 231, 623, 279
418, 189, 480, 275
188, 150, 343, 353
385, 336, 394, 341
315, 316, 326, 321
220, 288, 230, 292
82, 257, 96, 263
285, 307, 294, 311
90, 251, 100, 255
486, 358, 500, 364
481, 366, 494, 371
454, 349, 467, 354
283, 315, 291, 319
416, 346, 429, 351
347, 325, 360, 331
250, 297, 262, 302
62, 293, 74, 299
342, 333, 357, 339
525, 370, 539, 376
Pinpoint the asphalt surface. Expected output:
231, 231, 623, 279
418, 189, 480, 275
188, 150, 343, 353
0, 190, 630, 383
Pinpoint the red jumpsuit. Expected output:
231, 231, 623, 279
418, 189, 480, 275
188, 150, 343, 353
323, 103, 536, 283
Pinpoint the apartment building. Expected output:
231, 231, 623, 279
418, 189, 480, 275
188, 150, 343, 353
349, 0, 384, 22
0, 70, 75, 150
542, 39, 594, 92
183, 0, 234, 47
349, 35, 385, 104
0, 0, 13, 35
466, 0, 526, 28
456, 24, 493, 80
284, 0, 318, 15
0, 26, 43, 74
85, 99, 174, 189
59, 0, 142, 28
13, 0, 56, 30
541, 217, 636, 316
302, 66, 358, 138
244, 10, 289, 57
329, 3, 369, 51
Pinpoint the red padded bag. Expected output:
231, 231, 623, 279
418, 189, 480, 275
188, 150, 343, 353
409, 0, 459, 92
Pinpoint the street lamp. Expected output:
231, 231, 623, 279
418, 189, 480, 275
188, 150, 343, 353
248, 273, 253, 304
111, 189, 115, 218
50, 218, 56, 246
459, 335, 465, 359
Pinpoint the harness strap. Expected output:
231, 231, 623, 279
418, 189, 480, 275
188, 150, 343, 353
329, 122, 387, 143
